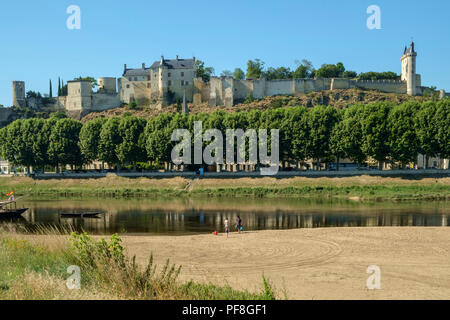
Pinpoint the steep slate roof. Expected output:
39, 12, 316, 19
403, 42, 416, 55
123, 58, 195, 77
123, 68, 151, 77
150, 58, 195, 70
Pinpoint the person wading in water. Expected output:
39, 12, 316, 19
224, 218, 230, 238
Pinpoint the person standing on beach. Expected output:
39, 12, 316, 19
236, 216, 242, 233
224, 218, 229, 238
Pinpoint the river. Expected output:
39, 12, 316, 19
2, 197, 449, 235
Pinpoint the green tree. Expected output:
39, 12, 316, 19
307, 105, 339, 170
415, 101, 440, 168
79, 118, 106, 164
358, 72, 399, 80
246, 59, 265, 79
220, 70, 233, 77
338, 104, 366, 166
361, 103, 392, 170
21, 118, 48, 172
117, 116, 147, 168
292, 59, 314, 79
48, 118, 84, 170
145, 113, 176, 166
265, 67, 292, 80
435, 100, 450, 159
3, 120, 28, 168
314, 63, 345, 78
287, 107, 309, 169
233, 68, 245, 80
342, 71, 357, 78
329, 109, 346, 170
98, 117, 122, 169
49, 79, 53, 98
195, 60, 215, 83
388, 102, 420, 167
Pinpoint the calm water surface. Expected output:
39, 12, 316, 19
2, 198, 449, 235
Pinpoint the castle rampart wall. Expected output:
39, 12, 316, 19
91, 93, 121, 111
207, 77, 411, 107
0, 108, 15, 127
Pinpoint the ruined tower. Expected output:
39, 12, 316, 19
401, 42, 417, 96
12, 81, 26, 107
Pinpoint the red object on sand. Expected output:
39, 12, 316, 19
213, 231, 218, 235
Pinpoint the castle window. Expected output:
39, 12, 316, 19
128, 77, 132, 81
185, 81, 189, 86
168, 73, 171, 78
147, 76, 151, 81
181, 72, 184, 77
126, 84, 130, 88
168, 80, 172, 86
181, 80, 184, 86
134, 77, 138, 81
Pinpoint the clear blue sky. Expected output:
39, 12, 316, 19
1, 0, 449, 106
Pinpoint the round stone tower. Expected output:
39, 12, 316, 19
12, 81, 26, 107
401, 42, 417, 96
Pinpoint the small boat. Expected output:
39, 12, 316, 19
0, 200, 28, 219
60, 212, 103, 219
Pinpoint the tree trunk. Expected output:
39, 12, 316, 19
378, 161, 383, 171
316, 159, 321, 171
336, 156, 340, 171
425, 156, 429, 169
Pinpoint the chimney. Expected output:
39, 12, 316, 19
160, 55, 164, 65
193, 56, 196, 62
142, 63, 146, 69
124, 64, 127, 73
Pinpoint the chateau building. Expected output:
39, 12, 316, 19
119, 56, 196, 106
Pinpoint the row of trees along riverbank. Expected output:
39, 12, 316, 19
0, 100, 448, 173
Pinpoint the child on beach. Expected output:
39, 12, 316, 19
224, 218, 229, 238
236, 216, 242, 233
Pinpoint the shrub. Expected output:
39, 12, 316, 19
68, 232, 181, 299
128, 101, 137, 109
244, 93, 255, 104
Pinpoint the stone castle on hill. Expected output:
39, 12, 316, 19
5, 42, 448, 119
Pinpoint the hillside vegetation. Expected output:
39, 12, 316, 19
82, 88, 429, 121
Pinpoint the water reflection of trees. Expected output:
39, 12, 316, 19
14, 206, 450, 235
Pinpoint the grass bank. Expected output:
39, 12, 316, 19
0, 226, 276, 300
0, 175, 449, 201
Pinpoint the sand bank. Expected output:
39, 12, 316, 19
122, 227, 450, 299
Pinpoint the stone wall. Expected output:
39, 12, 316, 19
0, 108, 15, 128
193, 78, 210, 105
206, 77, 413, 107
91, 93, 121, 111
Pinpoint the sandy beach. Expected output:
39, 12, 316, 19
122, 227, 450, 300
